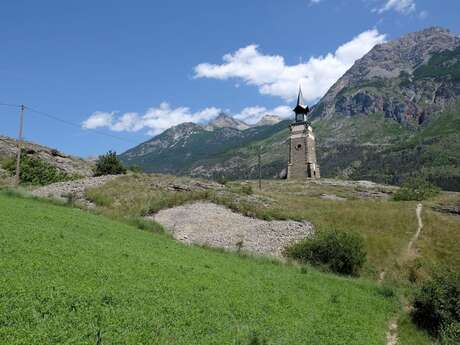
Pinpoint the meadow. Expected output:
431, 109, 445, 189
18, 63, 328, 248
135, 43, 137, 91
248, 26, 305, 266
0, 192, 398, 345
85, 175, 460, 284
81, 174, 460, 344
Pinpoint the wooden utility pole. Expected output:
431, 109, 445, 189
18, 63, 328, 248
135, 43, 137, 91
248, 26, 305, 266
15, 104, 25, 186
258, 145, 262, 190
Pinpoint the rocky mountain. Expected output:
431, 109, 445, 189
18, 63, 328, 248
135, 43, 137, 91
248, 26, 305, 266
312, 27, 460, 125
120, 120, 289, 175
0, 135, 94, 177
120, 27, 460, 191
205, 113, 250, 131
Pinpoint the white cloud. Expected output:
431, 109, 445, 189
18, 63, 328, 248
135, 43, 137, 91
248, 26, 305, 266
234, 105, 292, 124
110, 112, 144, 132
82, 111, 115, 129
142, 102, 221, 136
82, 103, 220, 136
82, 103, 293, 136
194, 29, 386, 102
377, 0, 416, 14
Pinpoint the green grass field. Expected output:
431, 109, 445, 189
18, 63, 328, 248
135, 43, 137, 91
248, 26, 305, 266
0, 192, 399, 345
81, 174, 460, 345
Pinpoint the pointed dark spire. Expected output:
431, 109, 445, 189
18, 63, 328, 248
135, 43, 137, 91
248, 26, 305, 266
296, 86, 305, 108
293, 85, 309, 120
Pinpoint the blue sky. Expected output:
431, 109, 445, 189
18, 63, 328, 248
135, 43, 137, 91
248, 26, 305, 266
1, 0, 459, 157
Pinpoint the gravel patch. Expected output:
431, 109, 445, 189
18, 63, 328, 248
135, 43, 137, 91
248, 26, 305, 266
151, 202, 313, 257
31, 175, 117, 207
320, 194, 347, 201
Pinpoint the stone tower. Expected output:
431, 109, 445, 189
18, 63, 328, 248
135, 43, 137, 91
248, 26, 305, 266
287, 88, 320, 180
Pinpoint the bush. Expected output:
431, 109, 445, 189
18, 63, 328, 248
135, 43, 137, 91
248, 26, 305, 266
3, 153, 73, 185
441, 322, 460, 345
94, 151, 127, 176
284, 229, 367, 276
394, 176, 440, 201
412, 270, 460, 337
241, 184, 253, 195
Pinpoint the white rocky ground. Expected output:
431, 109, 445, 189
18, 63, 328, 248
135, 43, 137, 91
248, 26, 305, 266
152, 202, 313, 257
31, 175, 117, 207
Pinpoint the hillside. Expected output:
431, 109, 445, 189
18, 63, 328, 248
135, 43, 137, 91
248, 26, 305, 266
22, 172, 460, 344
119, 27, 460, 191
0, 192, 397, 345
120, 120, 289, 176
0, 135, 94, 178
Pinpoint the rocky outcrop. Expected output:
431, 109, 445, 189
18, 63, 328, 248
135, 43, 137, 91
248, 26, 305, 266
0, 135, 94, 177
313, 27, 460, 125
205, 113, 250, 131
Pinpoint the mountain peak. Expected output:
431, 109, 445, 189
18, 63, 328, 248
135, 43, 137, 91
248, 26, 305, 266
254, 114, 282, 127
205, 112, 250, 131
315, 26, 460, 121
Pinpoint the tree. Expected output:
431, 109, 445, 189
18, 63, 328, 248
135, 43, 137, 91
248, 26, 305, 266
94, 151, 126, 176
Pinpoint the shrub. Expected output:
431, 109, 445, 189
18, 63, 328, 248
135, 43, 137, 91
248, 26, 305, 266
3, 153, 73, 185
412, 270, 460, 337
441, 322, 460, 345
241, 184, 253, 195
394, 176, 440, 201
377, 284, 396, 299
284, 229, 367, 276
94, 151, 127, 176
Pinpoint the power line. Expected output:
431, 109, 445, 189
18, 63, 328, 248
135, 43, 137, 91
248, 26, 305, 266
26, 106, 138, 144
0, 102, 21, 109
0, 102, 138, 144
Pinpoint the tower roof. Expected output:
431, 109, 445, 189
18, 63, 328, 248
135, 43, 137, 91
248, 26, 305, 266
296, 86, 305, 108
293, 86, 309, 115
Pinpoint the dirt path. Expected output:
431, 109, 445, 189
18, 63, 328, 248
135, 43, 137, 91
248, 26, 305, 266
386, 319, 398, 345
383, 203, 424, 345
407, 203, 424, 258
151, 202, 313, 257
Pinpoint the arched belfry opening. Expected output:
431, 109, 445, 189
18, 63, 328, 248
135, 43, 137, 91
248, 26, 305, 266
287, 87, 320, 180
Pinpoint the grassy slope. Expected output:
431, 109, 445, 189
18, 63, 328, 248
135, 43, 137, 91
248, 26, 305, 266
85, 174, 460, 344
0, 193, 397, 345
85, 175, 460, 288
